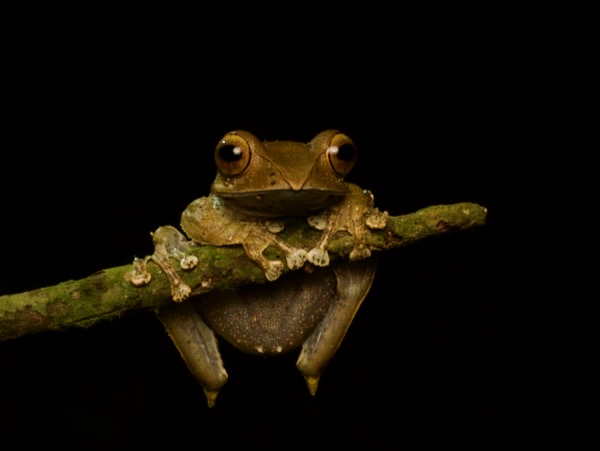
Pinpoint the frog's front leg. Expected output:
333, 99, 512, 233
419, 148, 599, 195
129, 225, 199, 302
243, 225, 308, 281
181, 196, 308, 282
306, 184, 388, 267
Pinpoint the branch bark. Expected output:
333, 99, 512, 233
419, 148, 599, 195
0, 202, 486, 342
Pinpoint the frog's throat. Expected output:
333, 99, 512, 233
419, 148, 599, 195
218, 190, 345, 217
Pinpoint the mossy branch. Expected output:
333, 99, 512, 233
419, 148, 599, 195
0, 202, 486, 342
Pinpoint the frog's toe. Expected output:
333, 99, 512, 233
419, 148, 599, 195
366, 209, 388, 229
180, 255, 199, 270
172, 283, 192, 302
265, 220, 285, 234
349, 245, 371, 261
264, 261, 285, 281
286, 249, 308, 270
129, 257, 152, 286
307, 214, 327, 231
307, 248, 330, 267
129, 271, 152, 286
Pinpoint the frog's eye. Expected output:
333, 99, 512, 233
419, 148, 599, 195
215, 133, 252, 176
327, 133, 357, 177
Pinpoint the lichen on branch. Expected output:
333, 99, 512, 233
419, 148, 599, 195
0, 202, 486, 342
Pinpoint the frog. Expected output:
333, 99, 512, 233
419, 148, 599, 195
129, 130, 388, 407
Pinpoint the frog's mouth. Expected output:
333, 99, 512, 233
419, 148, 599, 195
219, 190, 346, 217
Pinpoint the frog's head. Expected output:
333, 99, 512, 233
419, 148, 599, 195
210, 130, 357, 216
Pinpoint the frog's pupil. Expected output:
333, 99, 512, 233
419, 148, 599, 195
337, 143, 356, 161
220, 145, 243, 163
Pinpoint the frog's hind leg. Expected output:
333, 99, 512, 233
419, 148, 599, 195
157, 302, 228, 408
296, 258, 377, 396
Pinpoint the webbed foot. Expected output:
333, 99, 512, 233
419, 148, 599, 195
244, 229, 309, 281
306, 184, 388, 266
128, 226, 198, 302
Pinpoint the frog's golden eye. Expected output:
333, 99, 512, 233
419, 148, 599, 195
327, 133, 357, 177
215, 133, 252, 177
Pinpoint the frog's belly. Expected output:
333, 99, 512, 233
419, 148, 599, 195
194, 268, 337, 356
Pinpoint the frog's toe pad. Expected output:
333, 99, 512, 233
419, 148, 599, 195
349, 245, 372, 261
129, 271, 152, 286
286, 249, 308, 270
265, 261, 285, 281
366, 209, 389, 229
180, 255, 199, 270
172, 283, 192, 302
266, 220, 285, 233
307, 214, 327, 230
129, 257, 152, 286
307, 248, 330, 267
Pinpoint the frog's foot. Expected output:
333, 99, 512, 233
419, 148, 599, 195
259, 226, 308, 271
259, 247, 306, 281
144, 248, 194, 302
128, 226, 198, 302
306, 212, 333, 267
348, 206, 387, 261
307, 247, 330, 267
307, 186, 389, 266
153, 226, 199, 271
243, 229, 309, 281
128, 253, 193, 302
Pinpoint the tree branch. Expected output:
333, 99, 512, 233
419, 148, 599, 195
0, 202, 486, 342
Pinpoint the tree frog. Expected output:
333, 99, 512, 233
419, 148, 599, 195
129, 130, 388, 407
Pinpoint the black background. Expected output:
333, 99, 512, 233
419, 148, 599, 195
1, 13, 573, 448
